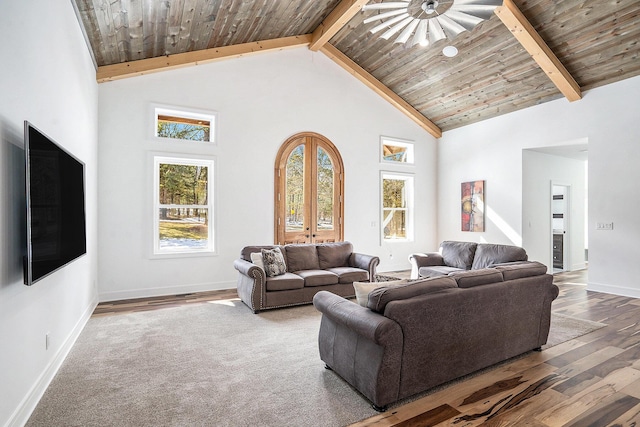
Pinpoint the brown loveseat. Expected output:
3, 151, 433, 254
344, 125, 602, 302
234, 241, 379, 313
409, 240, 529, 279
313, 261, 558, 411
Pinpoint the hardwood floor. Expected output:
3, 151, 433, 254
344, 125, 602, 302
93, 269, 640, 426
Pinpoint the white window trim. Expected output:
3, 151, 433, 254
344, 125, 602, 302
151, 103, 218, 145
151, 153, 217, 259
380, 136, 414, 165
381, 171, 414, 243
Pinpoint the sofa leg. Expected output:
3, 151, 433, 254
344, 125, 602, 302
534, 347, 542, 352
372, 404, 387, 412
324, 364, 333, 371
252, 309, 260, 314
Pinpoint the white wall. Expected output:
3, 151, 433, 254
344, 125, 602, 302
0, 1, 99, 426
439, 74, 640, 297
98, 48, 438, 301
522, 151, 587, 272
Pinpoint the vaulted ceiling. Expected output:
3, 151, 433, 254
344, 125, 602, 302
73, 0, 640, 137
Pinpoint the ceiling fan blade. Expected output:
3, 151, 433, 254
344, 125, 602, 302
452, 0, 503, 5
369, 13, 410, 34
428, 19, 446, 44
381, 16, 415, 40
450, 4, 501, 20
411, 19, 429, 46
362, 2, 413, 11
437, 15, 468, 38
444, 10, 484, 30
395, 19, 420, 44
363, 8, 408, 24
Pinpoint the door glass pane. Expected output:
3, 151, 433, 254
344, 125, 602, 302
317, 147, 334, 230
286, 145, 304, 231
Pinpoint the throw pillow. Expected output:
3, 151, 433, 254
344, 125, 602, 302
353, 279, 407, 307
250, 252, 264, 270
261, 247, 287, 277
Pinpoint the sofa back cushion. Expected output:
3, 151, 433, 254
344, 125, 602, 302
495, 261, 547, 280
450, 268, 504, 288
441, 241, 477, 270
317, 241, 353, 269
284, 244, 320, 272
471, 243, 528, 270
367, 276, 457, 313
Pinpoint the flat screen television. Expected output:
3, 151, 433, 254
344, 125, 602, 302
24, 121, 87, 286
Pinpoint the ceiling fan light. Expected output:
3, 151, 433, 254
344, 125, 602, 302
442, 45, 459, 57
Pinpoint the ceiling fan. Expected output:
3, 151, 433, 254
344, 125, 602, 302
362, 0, 503, 48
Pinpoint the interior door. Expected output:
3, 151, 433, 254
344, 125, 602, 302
275, 133, 343, 245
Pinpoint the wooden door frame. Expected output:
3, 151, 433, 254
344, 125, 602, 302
274, 132, 344, 245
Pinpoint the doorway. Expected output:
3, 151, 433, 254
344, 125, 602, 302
274, 132, 344, 245
552, 184, 570, 272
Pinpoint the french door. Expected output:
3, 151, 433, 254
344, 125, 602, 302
274, 132, 344, 245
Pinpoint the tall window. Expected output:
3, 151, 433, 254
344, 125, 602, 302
153, 156, 214, 255
382, 173, 414, 241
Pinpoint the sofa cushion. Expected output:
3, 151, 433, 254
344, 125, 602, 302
419, 266, 464, 278
441, 241, 477, 270
449, 268, 504, 288
326, 266, 369, 284
261, 247, 287, 277
285, 244, 320, 272
317, 242, 353, 269
265, 272, 304, 291
495, 261, 547, 281
471, 243, 528, 270
353, 279, 408, 307
250, 252, 264, 270
296, 270, 339, 287
367, 277, 458, 313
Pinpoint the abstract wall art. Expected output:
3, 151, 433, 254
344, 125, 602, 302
461, 180, 485, 232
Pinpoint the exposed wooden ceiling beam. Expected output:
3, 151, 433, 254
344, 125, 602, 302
495, 0, 582, 102
96, 35, 313, 83
320, 44, 442, 138
309, 0, 370, 52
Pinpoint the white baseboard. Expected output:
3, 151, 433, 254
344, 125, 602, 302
570, 262, 587, 271
588, 282, 640, 299
99, 280, 236, 302
6, 296, 98, 427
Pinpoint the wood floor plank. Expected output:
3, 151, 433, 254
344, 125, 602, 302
535, 367, 640, 426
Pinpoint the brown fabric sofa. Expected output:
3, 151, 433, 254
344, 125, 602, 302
234, 241, 379, 313
409, 240, 529, 279
312, 261, 558, 411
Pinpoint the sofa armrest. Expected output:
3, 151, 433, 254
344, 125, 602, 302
234, 259, 266, 313
313, 291, 403, 408
350, 253, 380, 282
313, 291, 400, 344
408, 252, 445, 279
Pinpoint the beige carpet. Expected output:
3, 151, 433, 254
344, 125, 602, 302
27, 300, 605, 427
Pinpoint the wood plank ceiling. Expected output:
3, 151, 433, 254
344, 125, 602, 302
73, 0, 640, 134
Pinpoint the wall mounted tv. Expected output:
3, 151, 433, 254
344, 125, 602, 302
24, 121, 86, 286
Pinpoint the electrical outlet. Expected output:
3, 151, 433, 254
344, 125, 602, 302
45, 333, 50, 350
596, 222, 614, 230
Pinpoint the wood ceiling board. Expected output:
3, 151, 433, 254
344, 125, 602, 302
310, 0, 371, 51
76, 0, 340, 67
496, 0, 582, 102
96, 34, 312, 82
320, 44, 442, 138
